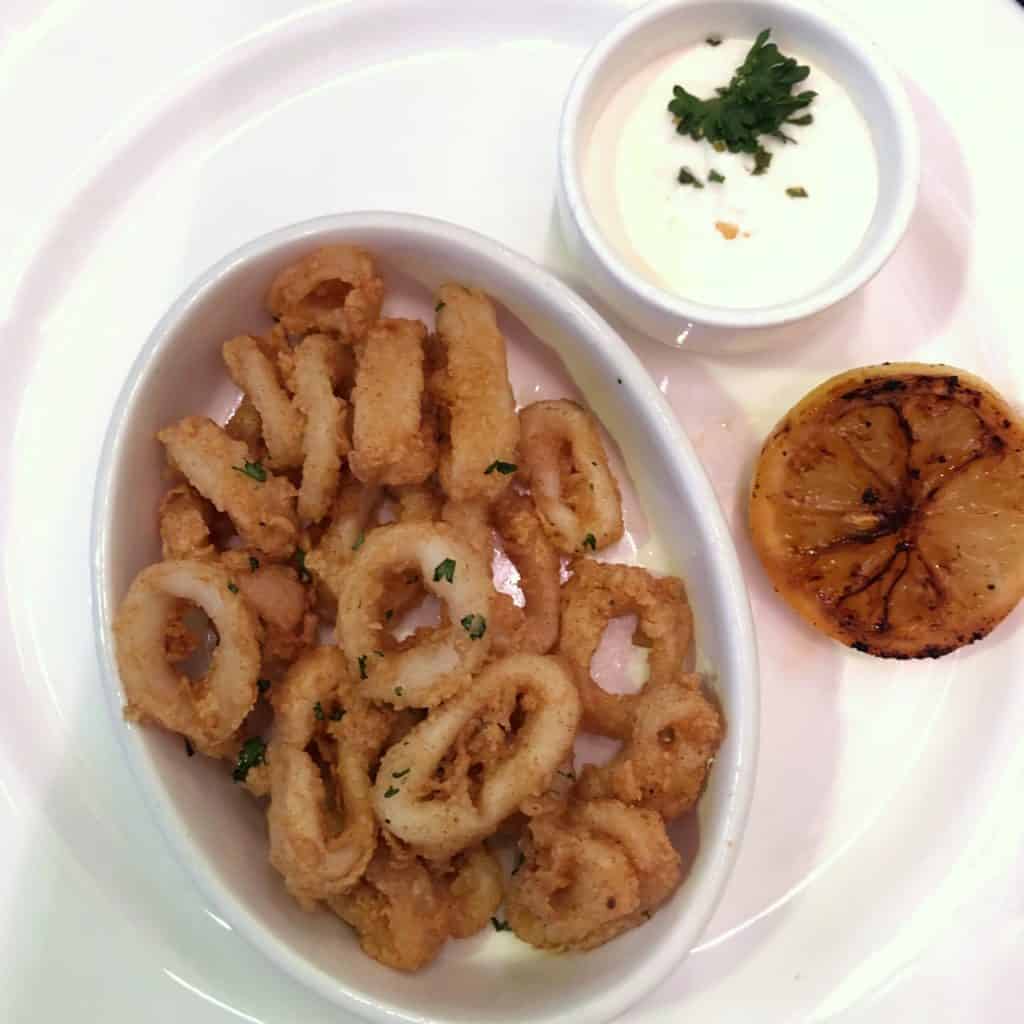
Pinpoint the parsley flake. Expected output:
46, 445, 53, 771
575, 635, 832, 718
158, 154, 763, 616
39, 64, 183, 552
352, 532, 365, 551
677, 166, 704, 188
293, 548, 312, 583
232, 737, 266, 783
384, 786, 399, 799
435, 300, 446, 313
227, 582, 239, 594
708, 169, 726, 183
313, 701, 325, 721
490, 917, 511, 932
785, 185, 809, 198
706, 34, 722, 46
249, 556, 260, 571
460, 613, 487, 640
394, 686, 404, 697
330, 707, 344, 722
484, 460, 517, 475
392, 768, 411, 779
233, 460, 267, 483
433, 558, 456, 583
358, 655, 368, 680
257, 678, 271, 694
583, 533, 597, 551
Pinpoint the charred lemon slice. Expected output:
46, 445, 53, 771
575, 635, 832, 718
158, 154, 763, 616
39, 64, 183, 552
750, 364, 1024, 658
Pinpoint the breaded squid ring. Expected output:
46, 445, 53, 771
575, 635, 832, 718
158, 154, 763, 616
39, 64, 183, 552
493, 492, 561, 654
158, 416, 298, 558
293, 333, 350, 522
328, 843, 450, 972
433, 285, 520, 503
506, 798, 681, 952
306, 479, 381, 609
439, 844, 504, 939
222, 335, 305, 469
349, 319, 438, 486
114, 559, 261, 750
158, 484, 215, 561
519, 399, 624, 553
336, 522, 494, 708
577, 674, 722, 820
267, 647, 388, 908
265, 245, 384, 341
373, 654, 581, 860
559, 560, 693, 739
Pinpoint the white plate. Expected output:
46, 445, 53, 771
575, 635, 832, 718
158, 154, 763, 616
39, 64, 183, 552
1, 1, 1023, 1022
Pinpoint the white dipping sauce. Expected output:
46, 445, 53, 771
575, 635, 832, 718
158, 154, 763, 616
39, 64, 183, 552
584, 38, 879, 309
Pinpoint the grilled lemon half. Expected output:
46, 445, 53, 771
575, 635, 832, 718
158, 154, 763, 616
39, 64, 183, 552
750, 363, 1024, 658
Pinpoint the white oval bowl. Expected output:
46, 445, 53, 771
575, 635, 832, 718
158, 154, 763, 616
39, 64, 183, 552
558, 0, 920, 346
91, 212, 758, 1024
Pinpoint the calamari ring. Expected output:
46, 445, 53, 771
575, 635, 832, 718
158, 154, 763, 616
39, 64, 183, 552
114, 559, 261, 751
336, 522, 494, 708
293, 333, 349, 523
493, 492, 561, 654
519, 399, 623, 553
265, 245, 384, 342
159, 484, 215, 561
222, 334, 305, 469
267, 647, 388, 908
158, 416, 298, 558
439, 844, 504, 939
506, 798, 681, 951
306, 480, 381, 611
373, 654, 581, 860
328, 843, 450, 971
559, 560, 693, 739
577, 674, 723, 820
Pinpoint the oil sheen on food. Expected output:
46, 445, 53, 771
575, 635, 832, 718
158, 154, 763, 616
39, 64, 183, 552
584, 38, 879, 309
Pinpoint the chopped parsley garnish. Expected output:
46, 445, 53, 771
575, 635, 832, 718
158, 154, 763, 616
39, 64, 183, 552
293, 548, 312, 583
394, 686, 404, 697
383, 786, 399, 799
257, 678, 271, 694
460, 613, 487, 640
484, 460, 517, 475
233, 460, 267, 483
184, 737, 195, 757
392, 768, 411, 779
232, 737, 266, 782
582, 533, 597, 551
706, 34, 722, 46
435, 300, 446, 313
313, 701, 325, 721
677, 166, 704, 188
330, 707, 344, 722
385, 609, 394, 621
357, 655, 368, 680
433, 558, 456, 583
786, 186, 809, 198
227, 582, 239, 594
490, 917, 511, 932
708, 169, 726, 183
352, 532, 365, 551
249, 556, 260, 571
667, 29, 815, 178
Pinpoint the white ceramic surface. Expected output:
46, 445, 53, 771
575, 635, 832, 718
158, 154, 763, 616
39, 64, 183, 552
91, 212, 758, 1024
557, 0, 920, 344
2, 1, 1023, 1022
